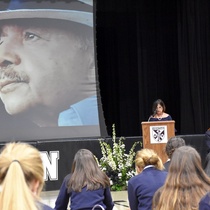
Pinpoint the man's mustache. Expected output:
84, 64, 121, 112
0, 65, 29, 83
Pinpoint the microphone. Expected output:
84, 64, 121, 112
148, 110, 156, 121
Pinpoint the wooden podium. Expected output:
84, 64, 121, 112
141, 121, 175, 163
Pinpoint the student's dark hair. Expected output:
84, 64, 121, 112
68, 149, 110, 192
165, 136, 185, 158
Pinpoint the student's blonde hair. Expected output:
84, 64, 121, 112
135, 148, 164, 171
0, 142, 44, 210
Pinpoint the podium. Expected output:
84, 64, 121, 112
141, 121, 175, 163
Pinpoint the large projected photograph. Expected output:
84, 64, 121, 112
0, 0, 107, 141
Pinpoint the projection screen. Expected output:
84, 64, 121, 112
0, 0, 107, 141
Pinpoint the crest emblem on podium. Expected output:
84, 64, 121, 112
150, 126, 168, 144
152, 127, 165, 142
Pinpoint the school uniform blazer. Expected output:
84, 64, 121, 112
128, 166, 167, 210
199, 192, 210, 210
205, 130, 210, 152
37, 202, 53, 210
54, 174, 114, 210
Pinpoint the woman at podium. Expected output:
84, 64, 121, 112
148, 99, 172, 121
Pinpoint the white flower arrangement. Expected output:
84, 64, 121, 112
97, 124, 142, 191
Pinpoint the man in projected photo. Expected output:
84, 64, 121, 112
0, 0, 99, 127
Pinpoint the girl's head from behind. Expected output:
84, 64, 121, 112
71, 149, 98, 174
153, 145, 210, 210
135, 148, 164, 173
0, 142, 44, 210
69, 149, 110, 192
169, 145, 203, 176
165, 136, 186, 159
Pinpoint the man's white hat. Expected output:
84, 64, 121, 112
0, 0, 93, 27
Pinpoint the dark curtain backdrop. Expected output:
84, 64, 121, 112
96, 0, 210, 137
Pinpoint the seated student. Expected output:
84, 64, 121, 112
54, 149, 114, 210
127, 148, 167, 210
164, 136, 185, 171
0, 142, 53, 210
153, 146, 210, 210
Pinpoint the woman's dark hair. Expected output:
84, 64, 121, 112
152, 99, 166, 113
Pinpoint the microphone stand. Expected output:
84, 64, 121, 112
148, 111, 156, 121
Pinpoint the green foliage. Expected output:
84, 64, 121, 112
97, 124, 142, 191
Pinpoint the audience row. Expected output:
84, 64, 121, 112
0, 128, 209, 210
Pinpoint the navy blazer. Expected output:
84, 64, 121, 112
37, 202, 53, 210
205, 130, 210, 152
128, 166, 167, 210
199, 192, 210, 210
54, 174, 114, 210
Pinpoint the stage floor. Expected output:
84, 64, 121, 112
41, 190, 129, 210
